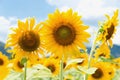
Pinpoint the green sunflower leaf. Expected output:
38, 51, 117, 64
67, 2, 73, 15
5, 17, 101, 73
113, 70, 120, 80
21, 57, 28, 65
66, 58, 84, 66
77, 66, 97, 74
5, 70, 23, 80
26, 64, 52, 79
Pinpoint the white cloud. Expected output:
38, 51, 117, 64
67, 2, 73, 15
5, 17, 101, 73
47, 0, 79, 8
47, 0, 118, 19
76, 0, 116, 19
0, 16, 17, 42
113, 27, 120, 45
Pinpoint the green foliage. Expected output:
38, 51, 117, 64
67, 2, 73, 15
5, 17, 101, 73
98, 27, 104, 34
5, 64, 52, 80
64, 68, 84, 80
21, 57, 28, 65
26, 64, 52, 79
5, 70, 23, 80
66, 58, 84, 67
113, 70, 120, 80
77, 66, 97, 74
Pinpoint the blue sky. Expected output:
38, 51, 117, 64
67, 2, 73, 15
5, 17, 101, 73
0, 0, 120, 46
0, 0, 55, 19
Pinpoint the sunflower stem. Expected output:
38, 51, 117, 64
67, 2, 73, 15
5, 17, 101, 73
85, 28, 100, 80
84, 42, 96, 80
24, 62, 27, 80
88, 42, 96, 68
60, 59, 63, 80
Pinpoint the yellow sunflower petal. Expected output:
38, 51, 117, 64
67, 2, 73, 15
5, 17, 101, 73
30, 18, 35, 30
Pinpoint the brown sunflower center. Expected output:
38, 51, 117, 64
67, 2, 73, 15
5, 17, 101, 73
99, 53, 106, 57
106, 23, 114, 40
47, 64, 56, 73
17, 61, 24, 68
115, 63, 120, 67
18, 31, 40, 52
53, 25, 76, 46
63, 62, 66, 69
0, 58, 4, 65
77, 60, 84, 65
109, 72, 112, 75
92, 68, 103, 79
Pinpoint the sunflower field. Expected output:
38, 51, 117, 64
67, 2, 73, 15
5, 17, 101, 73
0, 9, 120, 80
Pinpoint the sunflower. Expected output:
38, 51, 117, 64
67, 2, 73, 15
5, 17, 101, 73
112, 57, 120, 69
5, 18, 43, 60
96, 9, 119, 47
106, 63, 115, 79
0, 52, 9, 67
12, 57, 24, 72
0, 52, 10, 79
41, 9, 90, 59
0, 67, 10, 80
88, 62, 114, 80
94, 42, 110, 59
43, 58, 60, 76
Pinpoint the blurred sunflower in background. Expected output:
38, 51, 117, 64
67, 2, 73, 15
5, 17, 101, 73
0, 67, 10, 80
12, 57, 24, 72
106, 63, 115, 79
43, 58, 60, 76
89, 62, 114, 80
0, 52, 9, 67
96, 9, 119, 47
112, 57, 120, 69
5, 18, 43, 59
94, 42, 110, 59
41, 9, 90, 59
0, 52, 10, 79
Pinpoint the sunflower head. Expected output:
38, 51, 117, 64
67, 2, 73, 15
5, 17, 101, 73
113, 57, 120, 69
0, 52, 9, 79
107, 65, 115, 79
89, 62, 114, 80
96, 9, 119, 47
43, 58, 60, 76
94, 43, 110, 59
0, 52, 9, 67
12, 57, 25, 72
6, 18, 44, 60
41, 9, 90, 59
